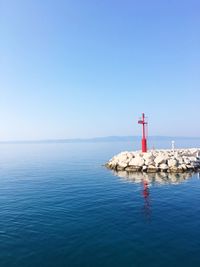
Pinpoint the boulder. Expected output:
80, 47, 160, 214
106, 161, 117, 170
186, 164, 194, 171
190, 148, 198, 156
189, 156, 198, 162
143, 153, 155, 165
154, 155, 168, 166
177, 166, 184, 173
159, 163, 168, 171
125, 166, 142, 172
176, 157, 184, 164
169, 167, 179, 173
143, 153, 154, 161
118, 161, 128, 170
142, 165, 148, 172
168, 158, 178, 168
129, 156, 145, 167
180, 164, 187, 171
117, 155, 128, 162
145, 159, 155, 165
147, 165, 158, 173
105, 148, 200, 173
191, 162, 200, 169
183, 157, 191, 165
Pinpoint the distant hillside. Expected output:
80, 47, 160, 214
0, 136, 200, 144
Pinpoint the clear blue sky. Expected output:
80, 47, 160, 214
0, 0, 200, 141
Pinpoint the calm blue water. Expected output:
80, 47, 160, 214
0, 138, 200, 267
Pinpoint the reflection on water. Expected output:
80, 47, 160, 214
112, 170, 200, 222
142, 180, 151, 222
113, 170, 196, 185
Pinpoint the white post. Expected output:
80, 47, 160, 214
172, 140, 175, 151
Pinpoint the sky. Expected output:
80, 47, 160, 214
0, 0, 200, 141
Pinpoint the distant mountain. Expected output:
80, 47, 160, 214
0, 136, 200, 144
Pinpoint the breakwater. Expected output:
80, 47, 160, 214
106, 148, 200, 173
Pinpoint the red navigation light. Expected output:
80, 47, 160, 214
138, 113, 148, 152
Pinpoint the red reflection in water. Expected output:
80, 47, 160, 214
142, 180, 151, 221
143, 180, 149, 198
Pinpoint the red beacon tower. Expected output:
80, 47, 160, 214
138, 113, 148, 153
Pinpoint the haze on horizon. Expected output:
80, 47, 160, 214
0, 0, 200, 141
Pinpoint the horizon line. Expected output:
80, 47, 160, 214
0, 135, 200, 144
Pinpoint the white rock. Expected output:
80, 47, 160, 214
145, 158, 154, 165
183, 157, 190, 165
190, 148, 198, 156
118, 161, 128, 168
142, 153, 154, 165
180, 164, 187, 171
189, 156, 198, 162
154, 155, 167, 166
176, 157, 184, 164
168, 158, 178, 168
106, 148, 200, 173
159, 163, 168, 171
129, 156, 145, 167
143, 152, 154, 161
142, 165, 147, 171
147, 165, 157, 173
186, 164, 193, 170
117, 155, 128, 162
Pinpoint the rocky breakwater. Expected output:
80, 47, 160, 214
106, 148, 200, 173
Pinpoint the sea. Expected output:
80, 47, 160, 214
0, 137, 200, 267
